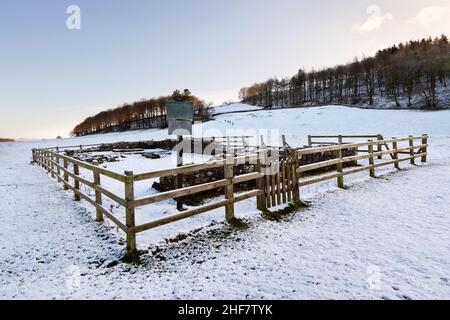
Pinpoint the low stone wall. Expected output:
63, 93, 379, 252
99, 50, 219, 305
153, 163, 257, 193
153, 147, 357, 193
65, 138, 223, 156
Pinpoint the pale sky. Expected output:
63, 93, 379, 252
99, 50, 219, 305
1, 0, 449, 139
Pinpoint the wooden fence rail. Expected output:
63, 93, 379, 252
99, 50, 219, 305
308, 134, 389, 159
32, 134, 428, 260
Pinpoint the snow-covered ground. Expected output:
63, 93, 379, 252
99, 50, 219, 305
210, 103, 264, 115
1, 104, 450, 299
354, 85, 450, 110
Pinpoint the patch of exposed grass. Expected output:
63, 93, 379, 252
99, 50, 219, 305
262, 201, 310, 221
227, 217, 250, 229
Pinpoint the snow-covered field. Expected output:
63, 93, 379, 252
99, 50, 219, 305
1, 104, 450, 299
210, 103, 264, 115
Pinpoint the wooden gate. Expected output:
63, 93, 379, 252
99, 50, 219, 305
263, 148, 300, 209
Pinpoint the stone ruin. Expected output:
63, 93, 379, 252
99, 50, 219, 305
61, 138, 358, 204
62, 138, 224, 165
153, 147, 358, 193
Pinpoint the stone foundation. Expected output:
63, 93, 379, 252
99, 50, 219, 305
153, 146, 357, 193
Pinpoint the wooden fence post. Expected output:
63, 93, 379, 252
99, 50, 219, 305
282, 135, 287, 148
292, 151, 301, 203
51, 152, 55, 178
224, 157, 235, 222
377, 134, 383, 160
50, 152, 53, 176
63, 159, 69, 190
409, 135, 415, 165
271, 172, 276, 206
55, 148, 60, 180
56, 153, 61, 182
260, 135, 266, 149
281, 160, 287, 204
392, 137, 400, 170
337, 135, 344, 189
368, 141, 376, 178
265, 173, 272, 208
176, 135, 184, 211
308, 135, 312, 147
73, 164, 81, 201
94, 171, 104, 222
286, 162, 292, 204
276, 165, 281, 206
45, 151, 50, 173
124, 171, 137, 259
421, 134, 428, 163
256, 150, 267, 211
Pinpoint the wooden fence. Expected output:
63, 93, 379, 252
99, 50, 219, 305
32, 134, 428, 259
308, 134, 388, 160
210, 136, 252, 154
308, 134, 382, 146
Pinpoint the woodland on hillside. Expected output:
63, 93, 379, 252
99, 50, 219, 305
0, 138, 15, 143
239, 35, 450, 109
71, 90, 210, 136
72, 36, 450, 137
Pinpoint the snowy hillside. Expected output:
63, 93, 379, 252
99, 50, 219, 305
352, 85, 450, 110
1, 104, 450, 299
26, 103, 450, 149
209, 103, 264, 115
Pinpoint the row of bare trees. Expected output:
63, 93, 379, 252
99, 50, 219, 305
71, 91, 210, 136
240, 35, 449, 108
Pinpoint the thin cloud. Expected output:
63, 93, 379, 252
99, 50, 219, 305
410, 6, 450, 27
352, 5, 393, 34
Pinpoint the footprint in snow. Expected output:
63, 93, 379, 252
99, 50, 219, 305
397, 294, 412, 300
